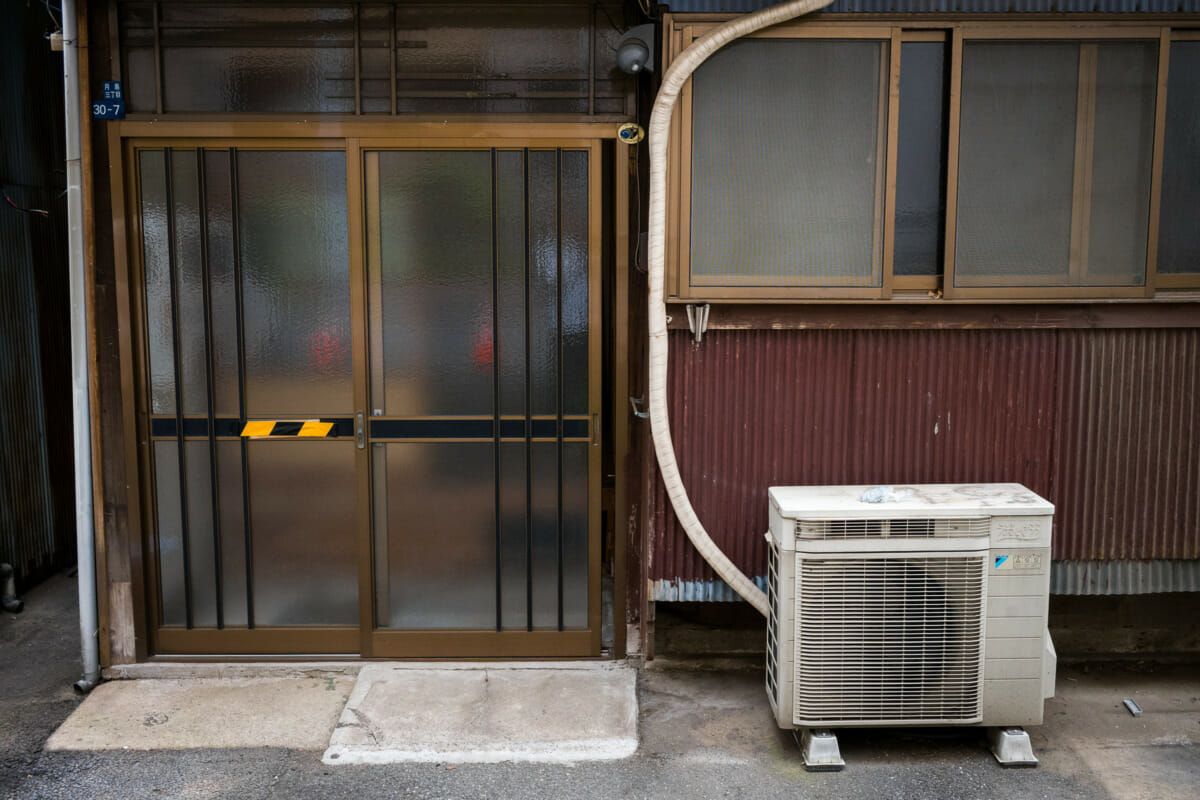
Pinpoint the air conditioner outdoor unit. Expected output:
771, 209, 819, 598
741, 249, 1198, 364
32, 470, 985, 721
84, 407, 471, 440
766, 483, 1056, 771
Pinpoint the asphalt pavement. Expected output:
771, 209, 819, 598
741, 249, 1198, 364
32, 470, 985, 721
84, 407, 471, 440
3, 571, 1198, 800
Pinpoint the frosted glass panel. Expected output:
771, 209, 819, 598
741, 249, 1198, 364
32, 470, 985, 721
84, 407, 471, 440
169, 151, 210, 416
496, 151, 527, 418
529, 151, 560, 416
530, 442, 559, 629
1159, 42, 1200, 275
690, 39, 886, 286
140, 151, 176, 415
378, 443, 496, 630
392, 4, 623, 114
238, 151, 351, 416
216, 440, 247, 627
248, 441, 358, 626
561, 443, 588, 628
1086, 42, 1156, 285
159, 5, 355, 113
955, 42, 1078, 284
560, 151, 589, 415
154, 442, 186, 626
375, 151, 493, 417
895, 42, 946, 277
499, 442, 528, 630
181, 441, 217, 628
202, 151, 241, 416
956, 41, 1155, 287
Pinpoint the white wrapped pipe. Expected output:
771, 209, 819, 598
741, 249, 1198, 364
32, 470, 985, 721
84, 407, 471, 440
647, 1, 833, 616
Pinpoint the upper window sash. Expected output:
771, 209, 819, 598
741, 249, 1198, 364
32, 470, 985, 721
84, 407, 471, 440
665, 17, 1200, 302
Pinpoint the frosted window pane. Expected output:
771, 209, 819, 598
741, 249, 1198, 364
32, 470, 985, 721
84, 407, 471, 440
690, 39, 886, 287
1086, 42, 1156, 286
375, 151, 493, 417
955, 42, 1078, 285
379, 443, 496, 630
248, 441, 358, 626
1159, 42, 1200, 275
238, 151, 351, 416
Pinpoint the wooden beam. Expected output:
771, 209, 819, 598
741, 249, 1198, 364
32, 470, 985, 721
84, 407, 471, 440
663, 302, 1200, 331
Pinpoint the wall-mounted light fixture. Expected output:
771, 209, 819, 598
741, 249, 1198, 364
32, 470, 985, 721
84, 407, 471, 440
616, 24, 655, 74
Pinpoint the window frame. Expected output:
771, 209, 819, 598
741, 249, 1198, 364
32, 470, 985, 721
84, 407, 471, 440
664, 16, 1200, 303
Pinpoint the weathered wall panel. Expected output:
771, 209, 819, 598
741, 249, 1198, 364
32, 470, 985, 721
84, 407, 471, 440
0, 2, 75, 587
1053, 329, 1200, 561
667, 1, 1200, 13
649, 327, 1200, 592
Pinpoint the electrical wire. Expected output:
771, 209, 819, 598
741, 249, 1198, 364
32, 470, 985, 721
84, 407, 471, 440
41, 0, 63, 30
4, 195, 51, 218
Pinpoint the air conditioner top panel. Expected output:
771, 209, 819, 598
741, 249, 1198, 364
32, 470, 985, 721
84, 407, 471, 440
769, 483, 1053, 519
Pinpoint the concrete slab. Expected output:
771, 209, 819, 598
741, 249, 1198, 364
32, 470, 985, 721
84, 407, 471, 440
44, 675, 355, 751
322, 662, 638, 764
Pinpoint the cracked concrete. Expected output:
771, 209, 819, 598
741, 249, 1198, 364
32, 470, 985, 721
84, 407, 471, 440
43, 675, 355, 751
321, 663, 639, 764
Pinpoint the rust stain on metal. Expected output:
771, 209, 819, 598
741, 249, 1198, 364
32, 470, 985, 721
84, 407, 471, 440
650, 327, 1200, 586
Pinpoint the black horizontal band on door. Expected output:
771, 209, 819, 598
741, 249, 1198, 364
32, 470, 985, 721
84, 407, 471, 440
151, 417, 354, 439
149, 417, 588, 440
370, 418, 589, 440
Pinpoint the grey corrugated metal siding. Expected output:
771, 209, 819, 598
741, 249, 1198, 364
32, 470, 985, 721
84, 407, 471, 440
0, 4, 75, 587
666, 0, 1200, 12
1051, 560, 1200, 594
649, 327, 1200, 596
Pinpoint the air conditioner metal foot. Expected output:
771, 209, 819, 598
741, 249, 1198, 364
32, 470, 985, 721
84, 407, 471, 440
796, 728, 844, 771
988, 727, 1038, 767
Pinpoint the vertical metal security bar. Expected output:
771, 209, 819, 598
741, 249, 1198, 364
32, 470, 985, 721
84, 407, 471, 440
491, 149, 502, 632
163, 149, 193, 628
555, 149, 564, 631
388, 3, 397, 116
151, 2, 163, 115
196, 149, 224, 629
353, 3, 362, 116
588, 5, 597, 116
229, 148, 255, 629
523, 149, 534, 632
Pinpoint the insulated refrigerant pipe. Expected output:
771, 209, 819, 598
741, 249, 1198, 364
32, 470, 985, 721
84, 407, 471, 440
62, 0, 101, 692
646, 0, 834, 617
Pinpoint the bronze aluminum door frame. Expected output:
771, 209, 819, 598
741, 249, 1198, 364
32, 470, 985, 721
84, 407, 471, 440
122, 137, 360, 655
352, 138, 605, 659
116, 129, 607, 658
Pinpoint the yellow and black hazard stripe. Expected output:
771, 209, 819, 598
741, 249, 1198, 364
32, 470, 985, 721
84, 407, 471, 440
240, 420, 337, 439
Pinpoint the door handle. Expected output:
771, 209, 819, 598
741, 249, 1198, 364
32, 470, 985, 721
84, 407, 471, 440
356, 411, 365, 449
592, 413, 600, 447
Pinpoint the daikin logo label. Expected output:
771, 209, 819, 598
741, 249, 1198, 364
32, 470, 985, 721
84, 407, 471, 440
994, 555, 1011, 570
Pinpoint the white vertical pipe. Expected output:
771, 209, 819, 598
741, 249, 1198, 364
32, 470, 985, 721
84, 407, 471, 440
62, 0, 101, 691
646, 0, 834, 616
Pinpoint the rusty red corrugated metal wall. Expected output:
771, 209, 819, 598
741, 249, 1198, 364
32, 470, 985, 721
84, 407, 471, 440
649, 327, 1200, 586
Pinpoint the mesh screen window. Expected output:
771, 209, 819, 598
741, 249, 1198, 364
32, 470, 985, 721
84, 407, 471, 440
689, 39, 888, 288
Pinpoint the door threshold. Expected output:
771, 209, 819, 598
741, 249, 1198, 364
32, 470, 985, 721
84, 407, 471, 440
105, 658, 624, 681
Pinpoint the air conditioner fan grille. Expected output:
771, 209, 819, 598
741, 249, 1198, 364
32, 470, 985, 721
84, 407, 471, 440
766, 537, 780, 704
795, 517, 990, 540
794, 554, 986, 725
